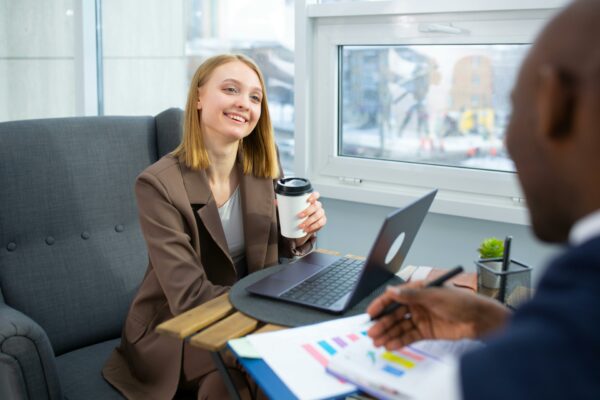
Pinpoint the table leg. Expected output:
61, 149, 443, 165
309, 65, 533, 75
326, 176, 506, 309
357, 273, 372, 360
210, 351, 242, 400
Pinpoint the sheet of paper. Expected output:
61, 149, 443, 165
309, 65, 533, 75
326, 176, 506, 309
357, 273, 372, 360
228, 337, 261, 359
247, 314, 372, 400
410, 338, 483, 359
327, 335, 482, 400
397, 265, 417, 281
410, 266, 433, 282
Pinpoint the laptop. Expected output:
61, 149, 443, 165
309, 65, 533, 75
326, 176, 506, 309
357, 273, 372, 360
246, 189, 437, 313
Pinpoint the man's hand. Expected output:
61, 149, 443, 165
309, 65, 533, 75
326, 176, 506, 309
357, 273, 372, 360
367, 281, 511, 351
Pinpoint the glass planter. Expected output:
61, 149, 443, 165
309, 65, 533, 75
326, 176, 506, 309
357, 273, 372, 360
476, 257, 532, 309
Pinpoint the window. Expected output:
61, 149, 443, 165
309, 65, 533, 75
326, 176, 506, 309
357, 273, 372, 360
0, 1, 78, 121
3, 1, 295, 174
339, 44, 528, 173
320, 0, 387, 3
296, 0, 568, 224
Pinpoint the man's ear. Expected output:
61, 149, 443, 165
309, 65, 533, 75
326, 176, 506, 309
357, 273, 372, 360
536, 65, 577, 140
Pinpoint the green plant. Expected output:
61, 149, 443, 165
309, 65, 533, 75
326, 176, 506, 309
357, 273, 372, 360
478, 237, 504, 259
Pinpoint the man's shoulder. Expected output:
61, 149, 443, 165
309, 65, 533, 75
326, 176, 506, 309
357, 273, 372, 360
543, 235, 600, 283
569, 235, 600, 258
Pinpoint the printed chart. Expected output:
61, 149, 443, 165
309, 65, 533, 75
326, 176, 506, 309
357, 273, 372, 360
301, 331, 366, 367
246, 313, 480, 399
326, 336, 473, 400
300, 330, 437, 380
376, 344, 441, 378
247, 315, 370, 399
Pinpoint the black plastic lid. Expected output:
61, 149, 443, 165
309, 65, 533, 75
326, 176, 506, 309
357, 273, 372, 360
275, 177, 312, 196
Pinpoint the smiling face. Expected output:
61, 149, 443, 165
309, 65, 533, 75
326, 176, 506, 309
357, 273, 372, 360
197, 60, 263, 145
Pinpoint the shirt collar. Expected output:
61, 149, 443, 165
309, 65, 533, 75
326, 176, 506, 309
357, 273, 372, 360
569, 209, 600, 246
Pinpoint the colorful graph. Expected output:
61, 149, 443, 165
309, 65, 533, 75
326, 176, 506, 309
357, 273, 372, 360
375, 344, 440, 378
301, 331, 368, 367
301, 327, 445, 386
379, 343, 444, 378
301, 329, 438, 381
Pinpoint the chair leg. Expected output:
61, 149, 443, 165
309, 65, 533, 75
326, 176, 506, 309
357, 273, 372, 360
210, 351, 242, 400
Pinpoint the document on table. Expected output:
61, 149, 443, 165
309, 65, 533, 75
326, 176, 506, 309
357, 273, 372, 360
244, 313, 482, 400
327, 335, 483, 400
246, 314, 367, 399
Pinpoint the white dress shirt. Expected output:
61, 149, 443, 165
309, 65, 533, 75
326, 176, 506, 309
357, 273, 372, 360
569, 208, 600, 245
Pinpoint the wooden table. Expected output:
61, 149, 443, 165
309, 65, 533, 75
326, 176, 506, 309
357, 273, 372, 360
156, 291, 286, 399
155, 249, 476, 399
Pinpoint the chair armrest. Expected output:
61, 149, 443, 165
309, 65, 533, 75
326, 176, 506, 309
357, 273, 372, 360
189, 312, 258, 351
156, 293, 234, 339
0, 303, 62, 400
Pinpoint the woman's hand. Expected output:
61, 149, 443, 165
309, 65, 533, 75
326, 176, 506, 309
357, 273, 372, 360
295, 191, 326, 246
367, 280, 511, 351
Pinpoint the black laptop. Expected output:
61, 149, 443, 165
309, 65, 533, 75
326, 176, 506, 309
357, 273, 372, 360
246, 189, 437, 313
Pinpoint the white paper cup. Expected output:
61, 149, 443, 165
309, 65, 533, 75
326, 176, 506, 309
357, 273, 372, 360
275, 177, 313, 239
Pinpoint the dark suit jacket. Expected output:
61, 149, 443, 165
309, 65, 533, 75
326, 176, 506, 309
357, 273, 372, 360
103, 155, 310, 399
461, 235, 600, 399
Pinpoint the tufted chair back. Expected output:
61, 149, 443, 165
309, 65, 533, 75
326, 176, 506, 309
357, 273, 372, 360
0, 108, 182, 356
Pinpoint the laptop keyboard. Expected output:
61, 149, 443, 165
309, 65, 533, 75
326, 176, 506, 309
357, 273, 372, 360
280, 257, 365, 308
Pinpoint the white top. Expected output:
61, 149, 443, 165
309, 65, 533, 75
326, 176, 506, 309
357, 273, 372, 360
217, 186, 245, 266
569, 208, 600, 246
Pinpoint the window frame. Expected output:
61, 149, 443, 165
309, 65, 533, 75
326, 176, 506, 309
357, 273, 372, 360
295, 0, 568, 224
74, 0, 101, 116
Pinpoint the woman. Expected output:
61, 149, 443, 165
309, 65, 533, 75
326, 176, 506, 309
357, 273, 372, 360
103, 54, 326, 399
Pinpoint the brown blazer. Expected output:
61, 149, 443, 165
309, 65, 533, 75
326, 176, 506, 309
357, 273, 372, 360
102, 155, 310, 399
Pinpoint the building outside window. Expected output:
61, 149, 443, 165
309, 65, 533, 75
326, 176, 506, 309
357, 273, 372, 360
339, 44, 528, 173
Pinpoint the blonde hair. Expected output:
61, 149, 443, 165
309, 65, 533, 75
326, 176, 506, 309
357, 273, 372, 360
171, 54, 279, 178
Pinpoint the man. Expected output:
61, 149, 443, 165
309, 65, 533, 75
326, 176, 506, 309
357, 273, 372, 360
367, 1, 600, 398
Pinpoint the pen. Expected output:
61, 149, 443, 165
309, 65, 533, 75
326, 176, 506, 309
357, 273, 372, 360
502, 236, 512, 272
369, 266, 464, 321
498, 236, 512, 303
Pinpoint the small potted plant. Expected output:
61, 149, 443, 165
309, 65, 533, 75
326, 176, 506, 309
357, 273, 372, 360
477, 237, 504, 289
477, 237, 504, 260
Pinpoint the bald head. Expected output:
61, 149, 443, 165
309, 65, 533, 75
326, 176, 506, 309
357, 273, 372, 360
506, 0, 600, 243
535, 1, 600, 78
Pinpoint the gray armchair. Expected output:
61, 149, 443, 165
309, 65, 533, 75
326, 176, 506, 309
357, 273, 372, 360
0, 109, 183, 399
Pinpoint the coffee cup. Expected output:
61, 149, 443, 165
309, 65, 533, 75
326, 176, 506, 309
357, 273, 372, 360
275, 177, 313, 238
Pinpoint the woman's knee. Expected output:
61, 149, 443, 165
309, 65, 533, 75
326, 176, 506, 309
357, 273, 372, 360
196, 368, 253, 400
